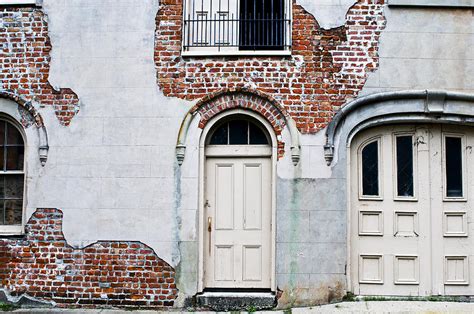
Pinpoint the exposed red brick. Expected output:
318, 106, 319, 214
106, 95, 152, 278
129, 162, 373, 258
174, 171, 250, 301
155, 0, 386, 134
0, 7, 80, 126
0, 209, 177, 309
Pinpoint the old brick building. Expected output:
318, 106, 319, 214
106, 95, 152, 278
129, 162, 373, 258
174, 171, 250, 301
0, 0, 473, 310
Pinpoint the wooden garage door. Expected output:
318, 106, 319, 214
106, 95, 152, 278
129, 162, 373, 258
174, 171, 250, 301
350, 124, 474, 296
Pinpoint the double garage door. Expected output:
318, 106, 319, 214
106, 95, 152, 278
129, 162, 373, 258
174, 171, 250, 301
351, 124, 474, 296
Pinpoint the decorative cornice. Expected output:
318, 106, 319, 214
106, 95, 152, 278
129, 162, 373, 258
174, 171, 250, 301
324, 90, 474, 165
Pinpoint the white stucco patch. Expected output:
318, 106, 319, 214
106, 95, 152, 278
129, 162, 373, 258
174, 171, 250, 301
361, 6, 474, 96
297, 0, 357, 29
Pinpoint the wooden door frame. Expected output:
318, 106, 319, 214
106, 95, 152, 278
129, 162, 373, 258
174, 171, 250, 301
197, 109, 278, 292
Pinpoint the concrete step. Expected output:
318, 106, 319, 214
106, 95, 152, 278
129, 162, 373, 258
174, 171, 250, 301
196, 291, 276, 311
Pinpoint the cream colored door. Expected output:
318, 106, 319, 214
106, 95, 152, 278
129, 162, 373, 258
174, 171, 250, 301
431, 125, 474, 296
350, 124, 474, 296
204, 156, 272, 288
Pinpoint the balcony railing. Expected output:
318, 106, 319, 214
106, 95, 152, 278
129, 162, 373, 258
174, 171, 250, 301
183, 0, 291, 53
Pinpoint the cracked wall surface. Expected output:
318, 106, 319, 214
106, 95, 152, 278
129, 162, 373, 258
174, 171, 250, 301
0, 7, 80, 126
155, 0, 386, 133
0, 209, 177, 308
0, 0, 472, 310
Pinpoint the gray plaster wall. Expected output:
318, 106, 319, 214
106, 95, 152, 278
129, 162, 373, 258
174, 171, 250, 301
362, 5, 474, 95
3, 0, 472, 308
37, 0, 191, 267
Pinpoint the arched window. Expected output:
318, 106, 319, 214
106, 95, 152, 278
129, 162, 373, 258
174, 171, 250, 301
208, 118, 269, 145
0, 119, 25, 230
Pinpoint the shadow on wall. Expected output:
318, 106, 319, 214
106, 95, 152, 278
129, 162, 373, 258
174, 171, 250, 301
0, 209, 177, 308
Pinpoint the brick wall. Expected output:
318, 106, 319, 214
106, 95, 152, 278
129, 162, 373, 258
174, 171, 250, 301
155, 0, 386, 133
0, 209, 177, 308
0, 7, 79, 126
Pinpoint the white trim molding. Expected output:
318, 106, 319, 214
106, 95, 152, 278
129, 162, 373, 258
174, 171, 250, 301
0, 0, 42, 6
176, 93, 301, 166
197, 109, 278, 292
388, 0, 474, 7
325, 90, 474, 166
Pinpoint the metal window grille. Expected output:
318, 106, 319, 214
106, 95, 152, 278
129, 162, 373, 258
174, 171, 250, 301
183, 0, 291, 52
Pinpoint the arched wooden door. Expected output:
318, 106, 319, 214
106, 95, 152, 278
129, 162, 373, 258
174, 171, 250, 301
204, 116, 272, 289
350, 124, 474, 296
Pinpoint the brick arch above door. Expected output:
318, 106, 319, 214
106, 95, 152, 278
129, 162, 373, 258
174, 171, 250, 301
176, 89, 301, 166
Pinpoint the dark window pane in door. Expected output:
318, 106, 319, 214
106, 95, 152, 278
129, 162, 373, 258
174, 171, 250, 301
229, 120, 248, 145
6, 146, 24, 171
446, 137, 463, 197
0, 200, 3, 224
396, 136, 414, 197
0, 122, 5, 146
0, 176, 4, 199
0, 147, 4, 171
362, 141, 379, 196
209, 123, 228, 145
249, 122, 269, 145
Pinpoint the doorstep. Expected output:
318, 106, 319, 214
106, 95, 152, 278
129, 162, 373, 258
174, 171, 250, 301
195, 291, 276, 311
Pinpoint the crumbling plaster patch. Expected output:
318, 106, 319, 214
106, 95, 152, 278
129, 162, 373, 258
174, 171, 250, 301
297, 0, 358, 29
0, 209, 178, 308
0, 7, 80, 126
155, 0, 386, 134
22, 0, 194, 268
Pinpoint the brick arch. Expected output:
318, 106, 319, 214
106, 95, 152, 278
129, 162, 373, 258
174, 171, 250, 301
0, 90, 44, 128
193, 89, 288, 136
0, 90, 49, 166
176, 89, 301, 165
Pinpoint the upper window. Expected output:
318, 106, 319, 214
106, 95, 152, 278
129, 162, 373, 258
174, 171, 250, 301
0, 0, 40, 5
183, 0, 291, 56
0, 119, 25, 234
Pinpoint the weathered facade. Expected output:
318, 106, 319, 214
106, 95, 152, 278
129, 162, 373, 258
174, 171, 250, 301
0, 0, 473, 309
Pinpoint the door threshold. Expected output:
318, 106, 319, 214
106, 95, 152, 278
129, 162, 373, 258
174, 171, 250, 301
196, 291, 276, 311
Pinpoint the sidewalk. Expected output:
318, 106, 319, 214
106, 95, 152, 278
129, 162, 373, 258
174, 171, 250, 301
9, 301, 474, 313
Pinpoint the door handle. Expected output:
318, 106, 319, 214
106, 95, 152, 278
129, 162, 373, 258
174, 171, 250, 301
208, 217, 212, 255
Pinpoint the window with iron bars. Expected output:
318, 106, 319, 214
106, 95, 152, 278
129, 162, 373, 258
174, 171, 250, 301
183, 0, 292, 56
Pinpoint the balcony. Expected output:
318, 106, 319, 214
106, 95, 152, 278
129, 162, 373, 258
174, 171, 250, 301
182, 0, 292, 56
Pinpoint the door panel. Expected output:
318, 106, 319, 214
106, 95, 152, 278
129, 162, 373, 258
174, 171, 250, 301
215, 164, 234, 230
243, 164, 263, 230
205, 157, 271, 288
351, 124, 474, 296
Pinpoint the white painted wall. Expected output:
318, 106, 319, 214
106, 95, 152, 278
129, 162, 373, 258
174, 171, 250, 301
33, 0, 192, 267
362, 6, 474, 95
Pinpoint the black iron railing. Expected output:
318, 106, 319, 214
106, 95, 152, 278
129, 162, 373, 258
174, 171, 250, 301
183, 0, 291, 52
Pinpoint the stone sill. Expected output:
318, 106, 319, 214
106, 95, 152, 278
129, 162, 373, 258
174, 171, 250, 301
388, 0, 474, 7
182, 50, 292, 57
